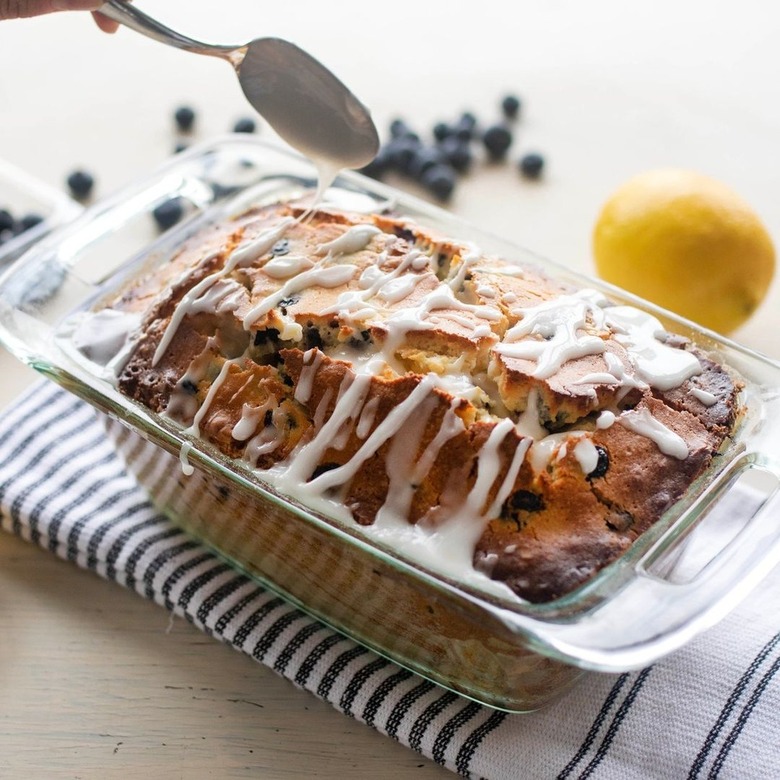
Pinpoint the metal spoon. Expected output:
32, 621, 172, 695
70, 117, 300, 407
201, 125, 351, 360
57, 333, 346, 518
98, 1, 379, 170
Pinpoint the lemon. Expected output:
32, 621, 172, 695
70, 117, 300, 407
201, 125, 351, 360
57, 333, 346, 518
593, 169, 775, 333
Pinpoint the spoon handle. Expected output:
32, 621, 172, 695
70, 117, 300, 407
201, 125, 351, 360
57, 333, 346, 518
98, 1, 238, 59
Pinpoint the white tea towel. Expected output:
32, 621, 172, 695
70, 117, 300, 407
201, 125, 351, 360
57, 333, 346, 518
1, 381, 778, 780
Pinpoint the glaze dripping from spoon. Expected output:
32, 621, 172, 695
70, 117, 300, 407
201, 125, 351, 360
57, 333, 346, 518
99, 1, 380, 187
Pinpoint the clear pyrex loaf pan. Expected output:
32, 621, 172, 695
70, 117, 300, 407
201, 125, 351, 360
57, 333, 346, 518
1, 136, 779, 712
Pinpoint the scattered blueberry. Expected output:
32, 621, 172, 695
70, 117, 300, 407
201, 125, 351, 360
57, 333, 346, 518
482, 124, 513, 161
432, 122, 452, 142
409, 146, 449, 181
421, 163, 456, 202
66, 169, 95, 200
354, 93, 544, 200
438, 136, 472, 173
390, 118, 413, 139
519, 152, 545, 179
0, 229, 12, 246
389, 118, 421, 143
386, 135, 422, 175
454, 112, 477, 141
152, 197, 185, 231
0, 209, 13, 233
358, 145, 392, 180
501, 94, 521, 120
233, 117, 257, 134
174, 105, 196, 132
16, 213, 44, 233
174, 141, 189, 154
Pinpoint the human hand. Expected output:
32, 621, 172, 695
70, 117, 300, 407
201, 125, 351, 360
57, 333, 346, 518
0, 1, 120, 32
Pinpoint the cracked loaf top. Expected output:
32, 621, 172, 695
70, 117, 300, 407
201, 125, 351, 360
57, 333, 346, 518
80, 201, 740, 603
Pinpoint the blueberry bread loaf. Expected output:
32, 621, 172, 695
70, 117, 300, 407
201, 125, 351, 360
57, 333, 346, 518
86, 201, 740, 603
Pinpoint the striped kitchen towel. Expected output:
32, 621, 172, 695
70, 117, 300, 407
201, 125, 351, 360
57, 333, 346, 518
1, 380, 779, 780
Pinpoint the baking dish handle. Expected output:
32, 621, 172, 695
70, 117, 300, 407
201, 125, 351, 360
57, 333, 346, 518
529, 460, 780, 671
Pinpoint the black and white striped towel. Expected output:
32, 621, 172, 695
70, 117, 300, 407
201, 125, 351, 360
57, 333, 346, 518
1, 380, 779, 779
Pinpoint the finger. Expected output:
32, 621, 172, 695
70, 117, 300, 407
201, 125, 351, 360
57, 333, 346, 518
92, 10, 119, 33
0, 1, 102, 21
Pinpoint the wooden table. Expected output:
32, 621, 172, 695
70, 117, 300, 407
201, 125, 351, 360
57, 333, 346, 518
1, 1, 779, 777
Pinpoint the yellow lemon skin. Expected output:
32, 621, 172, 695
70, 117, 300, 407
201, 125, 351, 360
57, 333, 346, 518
593, 169, 775, 334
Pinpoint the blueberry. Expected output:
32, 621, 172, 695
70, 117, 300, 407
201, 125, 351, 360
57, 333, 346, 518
508, 490, 544, 512
421, 163, 456, 202
389, 118, 418, 141
0, 228, 12, 246
271, 238, 290, 256
385, 135, 422, 175
454, 112, 478, 141
0, 209, 14, 233
519, 152, 545, 179
358, 145, 392, 179
66, 170, 95, 200
233, 117, 257, 134
588, 446, 610, 480
174, 105, 196, 132
173, 141, 189, 154
152, 197, 185, 231
501, 94, 522, 120
432, 122, 453, 142
482, 124, 513, 161
438, 136, 472, 173
409, 146, 448, 180
16, 213, 44, 233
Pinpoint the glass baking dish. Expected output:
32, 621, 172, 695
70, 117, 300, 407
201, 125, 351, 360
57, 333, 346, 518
1, 136, 779, 712
0, 157, 82, 270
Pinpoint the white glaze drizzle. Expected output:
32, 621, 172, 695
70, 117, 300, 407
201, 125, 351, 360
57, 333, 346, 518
374, 394, 443, 524
530, 431, 583, 473
573, 438, 600, 475
186, 358, 238, 438
315, 224, 382, 256
690, 387, 718, 407
597, 410, 616, 429
232, 402, 267, 442
329, 246, 425, 316
355, 396, 380, 438
368, 423, 530, 592
306, 375, 438, 492
179, 442, 195, 476
244, 410, 287, 464
282, 369, 374, 486
242, 264, 358, 329
186, 278, 246, 315
496, 290, 607, 379
262, 254, 315, 279
294, 348, 324, 405
153, 220, 293, 366
604, 306, 701, 391
618, 407, 689, 459
447, 246, 480, 291
230, 218, 296, 267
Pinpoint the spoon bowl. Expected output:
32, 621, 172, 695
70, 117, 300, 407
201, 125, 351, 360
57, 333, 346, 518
99, 1, 379, 170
